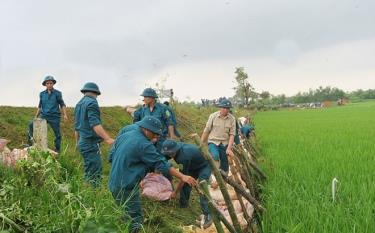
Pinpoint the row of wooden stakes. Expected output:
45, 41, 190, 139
190, 133, 266, 233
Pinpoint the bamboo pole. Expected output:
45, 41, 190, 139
197, 182, 226, 233
248, 159, 266, 180
228, 157, 252, 228
220, 170, 265, 213
234, 146, 267, 181
240, 134, 260, 163
240, 146, 267, 180
242, 153, 261, 199
234, 145, 263, 233
232, 152, 256, 198
237, 123, 263, 233
233, 147, 257, 198
242, 139, 257, 161
191, 134, 243, 233
231, 157, 259, 233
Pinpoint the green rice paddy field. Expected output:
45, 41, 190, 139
255, 101, 375, 233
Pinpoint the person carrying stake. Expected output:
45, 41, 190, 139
109, 116, 197, 233
161, 139, 213, 229
28, 75, 68, 153
201, 99, 236, 174
74, 82, 114, 188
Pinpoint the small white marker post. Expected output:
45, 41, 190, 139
332, 177, 339, 202
33, 118, 48, 151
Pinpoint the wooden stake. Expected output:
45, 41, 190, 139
232, 152, 255, 197
191, 134, 243, 233
234, 146, 267, 181
197, 182, 225, 233
233, 147, 257, 198
242, 139, 257, 160
220, 170, 265, 212
228, 157, 252, 228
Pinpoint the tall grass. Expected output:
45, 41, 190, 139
0, 106, 205, 232
255, 101, 375, 233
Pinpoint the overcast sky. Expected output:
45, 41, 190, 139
0, 0, 374, 106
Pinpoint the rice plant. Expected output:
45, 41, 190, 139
255, 101, 375, 233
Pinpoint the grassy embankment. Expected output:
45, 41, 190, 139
0, 104, 252, 232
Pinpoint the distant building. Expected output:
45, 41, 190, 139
322, 101, 332, 108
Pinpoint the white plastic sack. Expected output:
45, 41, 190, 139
208, 172, 254, 229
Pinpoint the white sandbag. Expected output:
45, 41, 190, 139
207, 168, 255, 230
209, 185, 238, 203
218, 207, 247, 228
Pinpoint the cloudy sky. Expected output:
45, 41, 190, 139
0, 0, 374, 106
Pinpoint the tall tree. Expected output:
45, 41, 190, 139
259, 91, 270, 100
233, 67, 256, 106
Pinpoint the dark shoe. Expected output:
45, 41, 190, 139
203, 214, 213, 229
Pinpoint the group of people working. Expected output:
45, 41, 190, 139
28, 75, 254, 232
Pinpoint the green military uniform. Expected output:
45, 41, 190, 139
109, 116, 171, 233
74, 82, 103, 188
28, 76, 66, 152
133, 88, 173, 152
